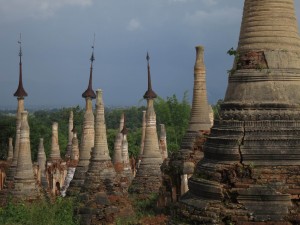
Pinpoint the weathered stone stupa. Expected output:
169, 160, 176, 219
177, 0, 300, 223
130, 53, 163, 194
7, 137, 14, 162
37, 138, 47, 188
12, 111, 39, 200
113, 113, 124, 172
120, 115, 132, 180
180, 46, 211, 150
160, 46, 212, 204
159, 124, 168, 160
137, 110, 146, 168
61, 129, 79, 197
78, 89, 119, 224
71, 129, 80, 161
5, 38, 28, 186
49, 122, 61, 161
65, 110, 73, 159
67, 48, 96, 195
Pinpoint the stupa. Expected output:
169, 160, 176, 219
37, 138, 47, 188
176, 0, 300, 224
67, 45, 96, 195
12, 111, 39, 200
160, 46, 212, 204
159, 124, 168, 160
130, 53, 163, 194
78, 89, 121, 224
113, 113, 124, 172
5, 36, 28, 186
7, 137, 13, 162
65, 110, 74, 159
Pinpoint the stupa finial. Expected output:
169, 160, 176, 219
14, 33, 28, 98
82, 34, 96, 99
143, 52, 157, 99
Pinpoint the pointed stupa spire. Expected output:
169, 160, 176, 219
68, 42, 96, 195
13, 111, 39, 199
5, 47, 26, 184
143, 52, 157, 99
130, 55, 162, 195
82, 36, 96, 99
7, 137, 14, 161
14, 33, 27, 98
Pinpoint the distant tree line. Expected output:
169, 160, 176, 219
0, 93, 223, 162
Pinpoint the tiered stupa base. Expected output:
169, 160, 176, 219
67, 163, 88, 196
173, 113, 300, 224
77, 160, 133, 224
130, 158, 162, 195
12, 177, 40, 201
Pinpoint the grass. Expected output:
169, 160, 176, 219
0, 197, 78, 225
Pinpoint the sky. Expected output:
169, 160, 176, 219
0, 0, 299, 109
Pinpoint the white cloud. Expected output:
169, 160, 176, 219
0, 0, 92, 20
127, 18, 142, 31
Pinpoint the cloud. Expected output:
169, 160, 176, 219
127, 18, 142, 31
0, 0, 92, 20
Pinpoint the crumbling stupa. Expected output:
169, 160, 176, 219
176, 0, 300, 224
5, 37, 28, 186
65, 110, 73, 159
67, 47, 96, 196
130, 53, 163, 194
78, 89, 120, 224
49, 122, 61, 161
113, 113, 124, 172
12, 111, 39, 200
37, 138, 47, 188
160, 46, 212, 204
7, 138, 13, 162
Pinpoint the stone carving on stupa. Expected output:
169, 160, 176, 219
5, 35, 28, 187
129, 53, 163, 195
12, 111, 39, 200
160, 45, 212, 205
67, 45, 96, 196
174, 0, 300, 224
